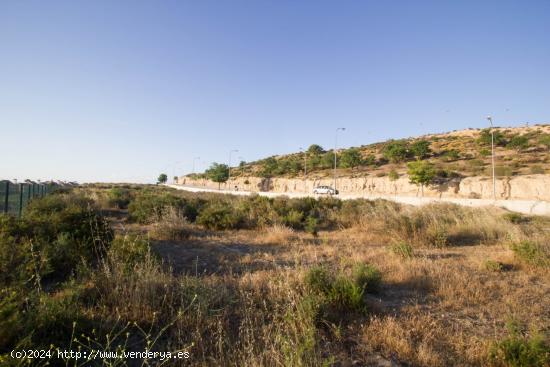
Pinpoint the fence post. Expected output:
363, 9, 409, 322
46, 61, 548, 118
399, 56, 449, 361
3, 181, 9, 214
19, 184, 24, 217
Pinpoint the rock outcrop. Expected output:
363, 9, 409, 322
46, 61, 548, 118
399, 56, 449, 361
176, 174, 550, 202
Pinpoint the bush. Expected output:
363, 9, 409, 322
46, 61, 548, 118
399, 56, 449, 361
197, 201, 241, 230
480, 148, 491, 157
304, 264, 377, 316
443, 149, 460, 161
488, 321, 549, 367
0, 192, 113, 286
390, 242, 414, 259
304, 216, 319, 236
484, 260, 505, 272
503, 213, 529, 224
511, 241, 549, 268
351, 263, 381, 293
388, 170, 399, 181
150, 207, 193, 241
383, 141, 410, 163
327, 276, 366, 313
107, 187, 133, 209
506, 135, 530, 151
109, 234, 151, 269
128, 190, 198, 224
304, 266, 332, 295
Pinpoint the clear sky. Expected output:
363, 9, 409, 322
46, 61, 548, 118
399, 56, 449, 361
1, 0, 549, 183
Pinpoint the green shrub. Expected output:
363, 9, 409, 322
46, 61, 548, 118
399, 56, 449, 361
304, 216, 319, 236
488, 321, 549, 367
390, 242, 414, 259
427, 225, 449, 248
388, 170, 399, 181
503, 213, 529, 224
351, 263, 381, 293
109, 234, 151, 269
480, 148, 491, 157
304, 266, 332, 295
326, 277, 366, 313
484, 260, 505, 272
107, 187, 133, 209
283, 209, 304, 229
197, 201, 241, 230
128, 190, 198, 224
304, 265, 370, 316
383, 140, 410, 163
0, 193, 113, 287
506, 135, 530, 151
443, 149, 460, 161
511, 241, 549, 268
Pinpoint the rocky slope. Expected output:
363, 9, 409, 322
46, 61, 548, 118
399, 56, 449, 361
177, 174, 550, 202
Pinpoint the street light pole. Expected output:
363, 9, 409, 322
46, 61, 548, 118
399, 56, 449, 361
228, 149, 239, 183
334, 127, 346, 191
487, 116, 496, 201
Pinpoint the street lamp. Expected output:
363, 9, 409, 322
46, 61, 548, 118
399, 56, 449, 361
192, 157, 200, 175
486, 116, 496, 201
299, 147, 307, 178
334, 127, 346, 191
228, 149, 239, 182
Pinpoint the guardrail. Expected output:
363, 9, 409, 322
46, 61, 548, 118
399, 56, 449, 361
0, 180, 72, 216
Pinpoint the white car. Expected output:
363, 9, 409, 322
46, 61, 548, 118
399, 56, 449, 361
313, 186, 339, 195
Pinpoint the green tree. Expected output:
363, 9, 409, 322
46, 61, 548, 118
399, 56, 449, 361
320, 152, 335, 169
363, 154, 376, 166
506, 135, 529, 151
407, 161, 435, 197
157, 173, 168, 184
260, 157, 278, 178
205, 163, 229, 189
340, 148, 363, 168
383, 141, 410, 163
410, 140, 431, 160
307, 144, 325, 155
477, 129, 505, 147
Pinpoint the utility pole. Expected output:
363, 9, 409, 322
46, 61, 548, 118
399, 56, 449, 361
486, 116, 496, 201
334, 127, 346, 191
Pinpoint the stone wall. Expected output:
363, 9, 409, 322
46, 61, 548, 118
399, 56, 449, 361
176, 174, 550, 202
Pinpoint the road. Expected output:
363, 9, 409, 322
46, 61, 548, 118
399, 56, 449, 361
167, 184, 550, 215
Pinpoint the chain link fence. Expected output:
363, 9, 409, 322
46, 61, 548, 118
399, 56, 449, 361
0, 180, 70, 216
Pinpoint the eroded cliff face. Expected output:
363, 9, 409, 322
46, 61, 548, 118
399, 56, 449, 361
176, 174, 550, 201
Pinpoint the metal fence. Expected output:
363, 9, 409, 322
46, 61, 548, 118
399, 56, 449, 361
0, 180, 67, 216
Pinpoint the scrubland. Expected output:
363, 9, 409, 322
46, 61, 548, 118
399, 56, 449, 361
1, 184, 548, 366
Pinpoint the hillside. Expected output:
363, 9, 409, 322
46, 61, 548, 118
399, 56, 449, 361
191, 124, 550, 181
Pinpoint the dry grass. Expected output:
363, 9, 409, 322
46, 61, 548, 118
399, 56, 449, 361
67, 191, 550, 366
149, 206, 194, 241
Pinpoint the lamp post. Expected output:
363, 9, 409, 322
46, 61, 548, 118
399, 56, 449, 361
228, 149, 239, 183
486, 116, 496, 201
334, 127, 346, 191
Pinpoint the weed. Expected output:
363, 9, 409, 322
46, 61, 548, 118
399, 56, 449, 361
488, 321, 549, 367
390, 242, 414, 259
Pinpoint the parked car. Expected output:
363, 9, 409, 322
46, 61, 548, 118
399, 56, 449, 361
313, 186, 339, 195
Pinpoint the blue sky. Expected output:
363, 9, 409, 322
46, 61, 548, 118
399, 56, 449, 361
1, 0, 549, 183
